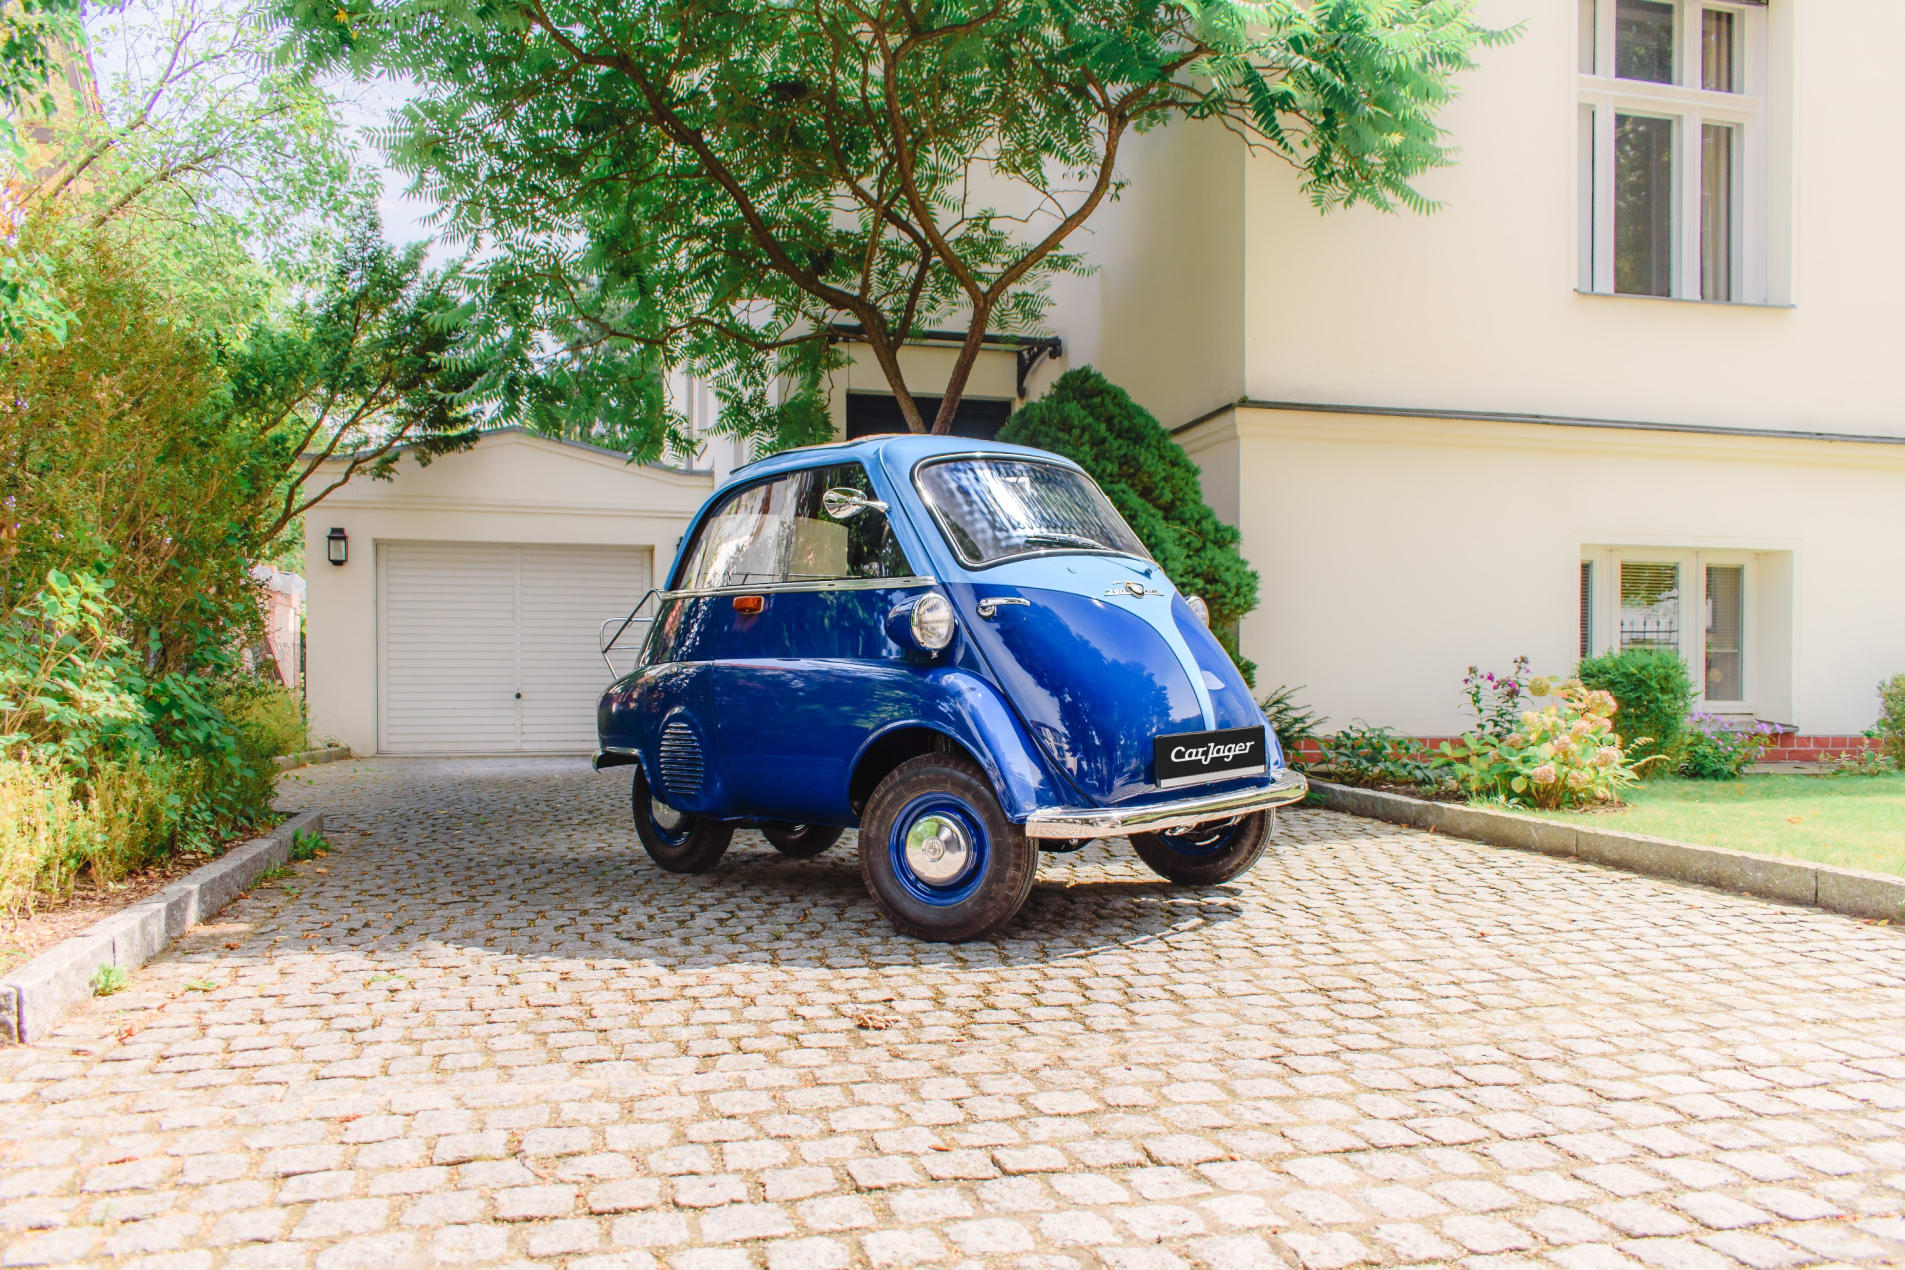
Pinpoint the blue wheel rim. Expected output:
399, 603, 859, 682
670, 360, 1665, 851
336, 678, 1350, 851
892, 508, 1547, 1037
1155, 817, 1246, 857
887, 794, 990, 907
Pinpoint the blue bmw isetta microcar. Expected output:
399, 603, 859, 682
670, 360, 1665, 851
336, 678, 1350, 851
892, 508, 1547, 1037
595, 435, 1307, 941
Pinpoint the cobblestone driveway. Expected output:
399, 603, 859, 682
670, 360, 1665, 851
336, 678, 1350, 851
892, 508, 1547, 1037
5, 757, 1905, 1270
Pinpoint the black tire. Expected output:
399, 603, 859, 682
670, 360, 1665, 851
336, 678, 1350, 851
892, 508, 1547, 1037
761, 822, 845, 858
858, 754, 1038, 942
632, 766, 733, 873
1130, 811, 1271, 885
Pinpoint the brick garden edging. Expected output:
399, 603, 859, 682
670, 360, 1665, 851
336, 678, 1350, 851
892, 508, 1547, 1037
272, 744, 351, 772
0, 810, 326, 1046
1306, 778, 1905, 923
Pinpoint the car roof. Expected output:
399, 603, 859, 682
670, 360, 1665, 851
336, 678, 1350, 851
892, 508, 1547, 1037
724, 432, 1081, 487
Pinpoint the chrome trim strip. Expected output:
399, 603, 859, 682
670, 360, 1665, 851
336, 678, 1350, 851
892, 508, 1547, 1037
662, 575, 937, 599
1020, 770, 1309, 839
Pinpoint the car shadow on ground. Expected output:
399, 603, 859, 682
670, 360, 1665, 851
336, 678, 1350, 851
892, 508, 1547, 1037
265, 830, 1249, 973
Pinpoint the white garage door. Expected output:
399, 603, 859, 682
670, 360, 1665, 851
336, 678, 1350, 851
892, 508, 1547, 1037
378, 542, 652, 754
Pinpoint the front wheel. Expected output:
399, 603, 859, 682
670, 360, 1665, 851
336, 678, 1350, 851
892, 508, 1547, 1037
858, 754, 1038, 942
761, 822, 844, 858
1130, 811, 1271, 885
632, 766, 733, 873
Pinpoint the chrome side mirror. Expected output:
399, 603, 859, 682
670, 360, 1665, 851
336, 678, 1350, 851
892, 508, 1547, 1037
822, 487, 888, 521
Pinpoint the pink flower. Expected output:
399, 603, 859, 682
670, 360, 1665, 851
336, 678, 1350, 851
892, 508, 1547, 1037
1530, 764, 1558, 784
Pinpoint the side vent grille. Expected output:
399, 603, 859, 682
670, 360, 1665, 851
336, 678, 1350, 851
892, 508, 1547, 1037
657, 721, 705, 800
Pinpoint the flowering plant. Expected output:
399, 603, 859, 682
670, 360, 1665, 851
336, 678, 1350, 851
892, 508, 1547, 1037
1462, 656, 1531, 742
1676, 714, 1777, 780
1440, 675, 1653, 809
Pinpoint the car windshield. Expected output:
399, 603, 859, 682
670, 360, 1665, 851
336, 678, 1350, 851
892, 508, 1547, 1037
915, 458, 1149, 567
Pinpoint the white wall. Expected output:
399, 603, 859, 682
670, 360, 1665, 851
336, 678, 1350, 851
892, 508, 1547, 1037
302, 431, 713, 755
1199, 407, 1905, 737
1228, 0, 1905, 438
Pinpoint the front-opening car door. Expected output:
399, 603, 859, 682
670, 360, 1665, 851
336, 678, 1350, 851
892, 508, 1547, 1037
664, 461, 929, 823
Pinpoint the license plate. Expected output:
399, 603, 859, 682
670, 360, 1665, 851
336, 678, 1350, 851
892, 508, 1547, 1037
1153, 725, 1268, 789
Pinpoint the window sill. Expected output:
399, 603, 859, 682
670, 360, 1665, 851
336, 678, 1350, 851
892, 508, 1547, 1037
1574, 289, 1793, 311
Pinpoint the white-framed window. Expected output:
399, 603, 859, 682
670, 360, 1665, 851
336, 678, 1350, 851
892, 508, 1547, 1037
1579, 548, 1754, 712
1577, 0, 1768, 303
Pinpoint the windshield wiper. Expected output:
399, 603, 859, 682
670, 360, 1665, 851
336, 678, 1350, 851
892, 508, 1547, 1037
1020, 530, 1106, 550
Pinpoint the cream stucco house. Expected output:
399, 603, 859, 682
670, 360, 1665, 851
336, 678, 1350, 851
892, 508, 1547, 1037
308, 0, 1901, 756
854, 0, 1905, 747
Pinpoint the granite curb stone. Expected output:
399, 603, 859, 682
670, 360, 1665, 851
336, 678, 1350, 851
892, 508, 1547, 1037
274, 745, 352, 772
1306, 777, 1905, 921
0, 808, 324, 1045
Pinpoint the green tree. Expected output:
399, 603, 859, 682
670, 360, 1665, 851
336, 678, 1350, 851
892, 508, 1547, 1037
16, 0, 362, 325
999, 367, 1259, 679
1, 0, 80, 161
227, 211, 511, 542
2, 209, 504, 665
280, 0, 1506, 452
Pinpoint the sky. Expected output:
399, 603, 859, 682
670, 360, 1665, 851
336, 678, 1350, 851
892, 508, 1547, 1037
330, 75, 444, 254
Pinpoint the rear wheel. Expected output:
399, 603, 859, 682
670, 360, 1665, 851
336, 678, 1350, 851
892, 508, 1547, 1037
859, 754, 1038, 942
632, 766, 733, 873
1130, 812, 1271, 885
761, 822, 843, 858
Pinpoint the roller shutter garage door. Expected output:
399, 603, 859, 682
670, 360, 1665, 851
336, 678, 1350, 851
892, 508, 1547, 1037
378, 542, 652, 754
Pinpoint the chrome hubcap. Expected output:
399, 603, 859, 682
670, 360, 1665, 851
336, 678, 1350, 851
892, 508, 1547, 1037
904, 814, 974, 886
651, 798, 687, 833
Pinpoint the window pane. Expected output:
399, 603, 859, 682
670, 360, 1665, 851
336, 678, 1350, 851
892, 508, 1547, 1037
1580, 561, 1595, 660
677, 464, 912, 589
1705, 565, 1745, 700
1701, 8, 1736, 91
1701, 123, 1735, 301
1615, 114, 1674, 296
1579, 0, 1597, 73
1579, 105, 1596, 290
1620, 561, 1681, 652
1616, 0, 1675, 83
916, 459, 1148, 568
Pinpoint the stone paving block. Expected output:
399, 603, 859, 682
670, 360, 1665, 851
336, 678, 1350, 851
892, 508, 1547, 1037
2, 760, 1903, 1270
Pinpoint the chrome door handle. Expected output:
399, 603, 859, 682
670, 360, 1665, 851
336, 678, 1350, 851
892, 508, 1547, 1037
977, 597, 1030, 619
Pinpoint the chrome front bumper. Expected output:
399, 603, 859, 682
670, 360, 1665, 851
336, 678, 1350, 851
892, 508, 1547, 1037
1021, 769, 1309, 840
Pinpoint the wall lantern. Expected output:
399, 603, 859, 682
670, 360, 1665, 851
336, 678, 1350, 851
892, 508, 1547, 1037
325, 527, 348, 567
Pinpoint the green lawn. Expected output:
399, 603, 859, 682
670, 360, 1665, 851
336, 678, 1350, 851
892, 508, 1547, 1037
1532, 773, 1905, 876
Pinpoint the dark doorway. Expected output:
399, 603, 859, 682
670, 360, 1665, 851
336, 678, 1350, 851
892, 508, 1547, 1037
845, 392, 1012, 441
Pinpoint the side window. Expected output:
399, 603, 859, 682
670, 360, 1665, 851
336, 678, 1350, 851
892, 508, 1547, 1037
674, 463, 914, 590
788, 464, 914, 582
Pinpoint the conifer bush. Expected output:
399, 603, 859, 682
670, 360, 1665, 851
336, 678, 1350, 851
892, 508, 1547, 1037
1576, 648, 1695, 773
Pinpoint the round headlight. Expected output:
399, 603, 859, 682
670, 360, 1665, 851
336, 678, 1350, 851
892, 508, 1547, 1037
910, 593, 956, 651
1186, 594, 1210, 626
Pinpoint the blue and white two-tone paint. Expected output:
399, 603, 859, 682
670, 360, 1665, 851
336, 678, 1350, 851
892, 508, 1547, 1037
595, 434, 1307, 941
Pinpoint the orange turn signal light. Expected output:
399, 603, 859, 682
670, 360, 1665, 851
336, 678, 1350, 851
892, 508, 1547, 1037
732, 595, 764, 615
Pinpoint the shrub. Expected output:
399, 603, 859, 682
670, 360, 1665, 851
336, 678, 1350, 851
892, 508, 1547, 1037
0, 571, 148, 770
0, 757, 94, 917
221, 677, 308, 759
1576, 647, 1694, 771
1878, 674, 1905, 768
1676, 715, 1777, 780
999, 368, 1260, 680
1259, 685, 1325, 764
80, 753, 206, 889
1825, 748, 1892, 778
1440, 678, 1650, 809
1316, 722, 1447, 794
